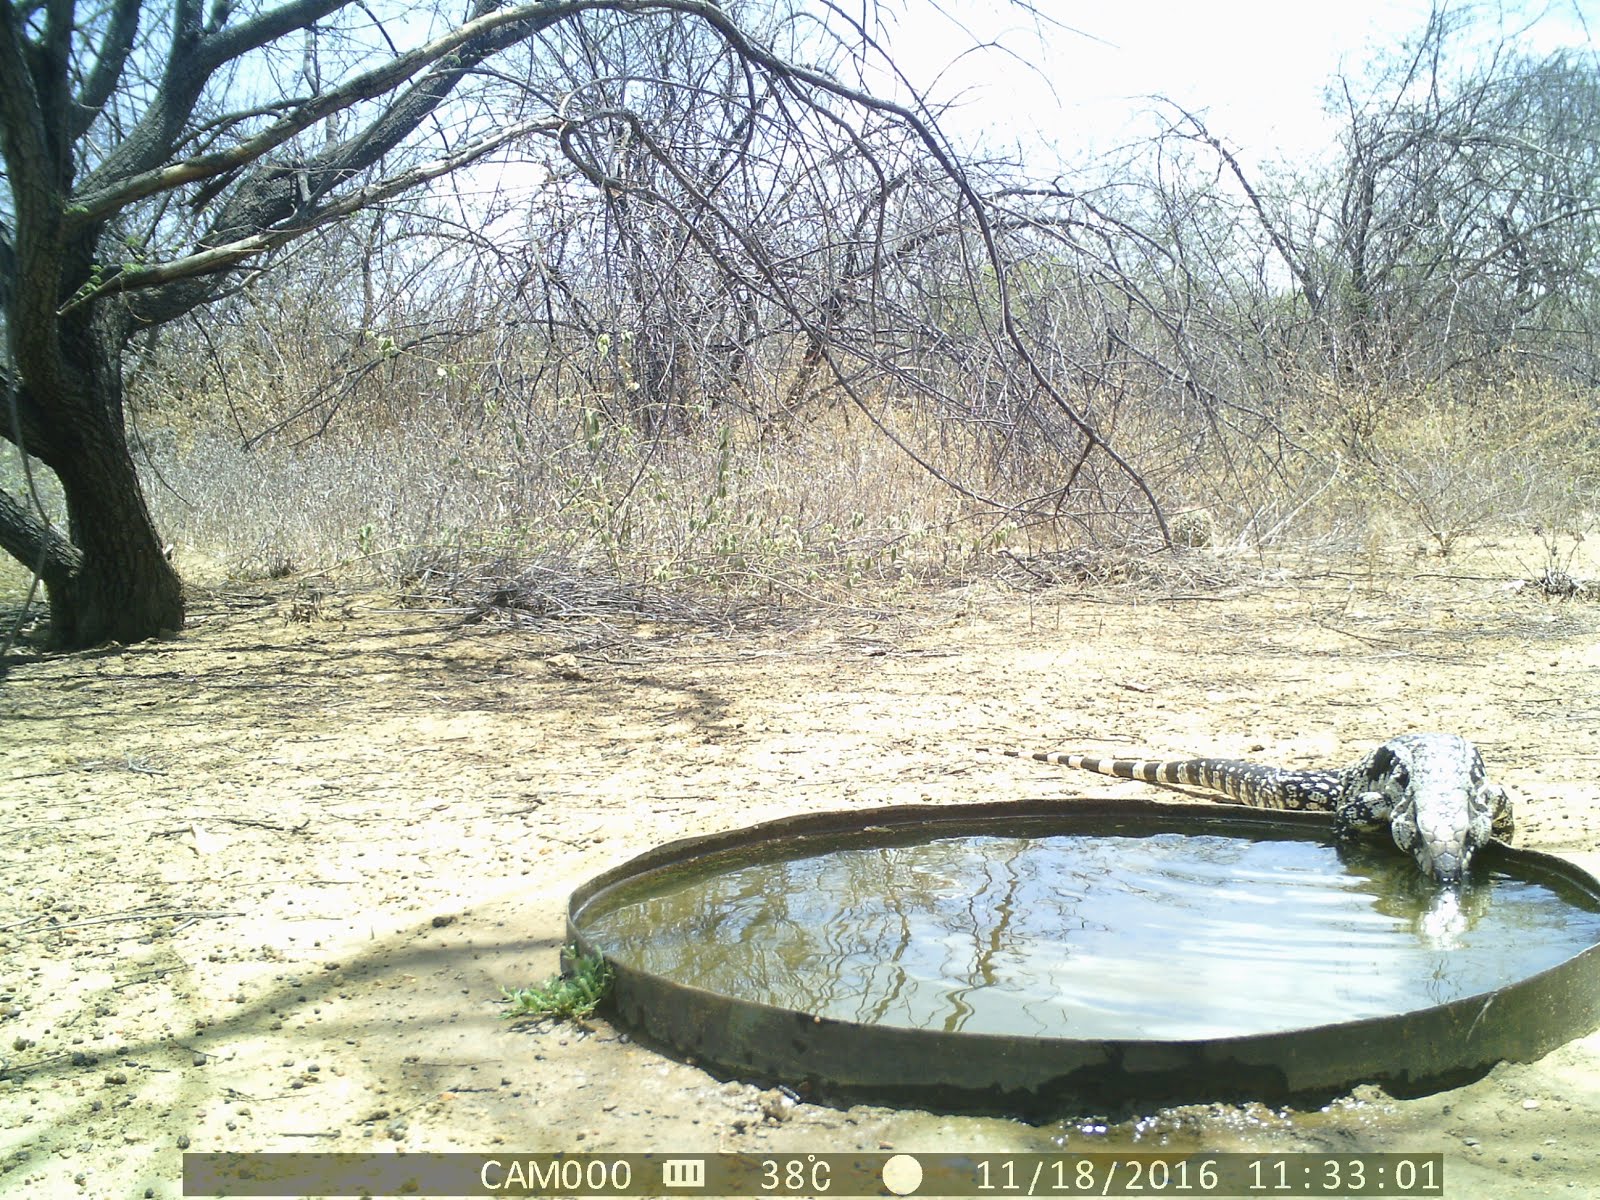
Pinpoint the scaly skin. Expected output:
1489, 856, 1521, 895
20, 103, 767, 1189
1004, 733, 1514, 885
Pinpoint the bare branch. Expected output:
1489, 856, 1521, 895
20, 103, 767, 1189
75, 0, 348, 191
61, 114, 562, 313
70, 0, 568, 223
71, 0, 143, 141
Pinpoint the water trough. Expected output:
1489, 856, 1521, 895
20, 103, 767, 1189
567, 798, 1600, 1114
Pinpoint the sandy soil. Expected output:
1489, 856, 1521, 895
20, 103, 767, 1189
3, 537, 1600, 1199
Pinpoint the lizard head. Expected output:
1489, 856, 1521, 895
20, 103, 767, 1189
1355, 735, 1502, 885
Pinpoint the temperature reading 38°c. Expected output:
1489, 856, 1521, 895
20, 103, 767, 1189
761, 1156, 833, 1193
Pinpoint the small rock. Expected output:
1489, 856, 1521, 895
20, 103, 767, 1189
544, 654, 591, 681
757, 1088, 794, 1123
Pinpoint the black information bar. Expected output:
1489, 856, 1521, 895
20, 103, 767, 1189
184, 1151, 1444, 1196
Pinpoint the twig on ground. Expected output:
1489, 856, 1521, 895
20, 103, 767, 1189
1, 908, 240, 934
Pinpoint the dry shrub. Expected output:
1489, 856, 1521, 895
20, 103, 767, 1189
1126, 372, 1600, 558
1323, 375, 1599, 556
136, 401, 1047, 610
15, 341, 1596, 614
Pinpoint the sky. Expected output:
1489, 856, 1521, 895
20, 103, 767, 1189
868, 0, 1600, 169
419, 0, 1600, 226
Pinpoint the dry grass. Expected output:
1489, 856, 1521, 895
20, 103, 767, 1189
4, 373, 1597, 618
1322, 375, 1600, 556
133, 405, 1018, 612
1145, 373, 1600, 560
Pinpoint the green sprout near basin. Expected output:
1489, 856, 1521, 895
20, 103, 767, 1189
503, 946, 613, 1021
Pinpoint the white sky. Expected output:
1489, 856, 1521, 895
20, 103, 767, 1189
449, 0, 1597, 217
871, 0, 1600, 169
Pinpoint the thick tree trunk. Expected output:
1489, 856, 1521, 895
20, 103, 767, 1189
0, 433, 184, 649
1, 309, 186, 648
52, 438, 185, 648
0, 484, 82, 634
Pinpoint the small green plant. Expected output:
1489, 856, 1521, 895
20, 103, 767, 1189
502, 947, 613, 1020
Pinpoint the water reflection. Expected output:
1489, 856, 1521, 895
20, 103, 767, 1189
1335, 843, 1497, 953
581, 833, 1600, 1040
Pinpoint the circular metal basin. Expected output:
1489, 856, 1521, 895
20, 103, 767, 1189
566, 798, 1600, 1113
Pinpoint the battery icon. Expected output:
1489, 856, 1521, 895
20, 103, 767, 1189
662, 1159, 706, 1189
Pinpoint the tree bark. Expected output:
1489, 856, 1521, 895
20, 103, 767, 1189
50, 439, 184, 648
2, 309, 185, 649
0, 484, 78, 632
0, 454, 182, 648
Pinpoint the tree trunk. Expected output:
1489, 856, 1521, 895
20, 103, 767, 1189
0, 484, 82, 635
0, 435, 185, 649
1, 313, 186, 649
51, 436, 185, 648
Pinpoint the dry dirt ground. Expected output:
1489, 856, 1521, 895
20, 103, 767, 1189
4, 537, 1600, 1200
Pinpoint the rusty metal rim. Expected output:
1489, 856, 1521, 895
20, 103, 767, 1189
566, 797, 1600, 1114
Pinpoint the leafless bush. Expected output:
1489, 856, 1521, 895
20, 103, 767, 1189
90, 0, 1600, 610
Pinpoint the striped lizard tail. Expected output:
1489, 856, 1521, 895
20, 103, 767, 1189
998, 749, 1343, 812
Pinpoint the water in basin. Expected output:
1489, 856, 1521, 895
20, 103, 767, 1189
578, 831, 1600, 1040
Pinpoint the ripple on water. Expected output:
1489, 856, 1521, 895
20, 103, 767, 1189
580, 832, 1600, 1040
